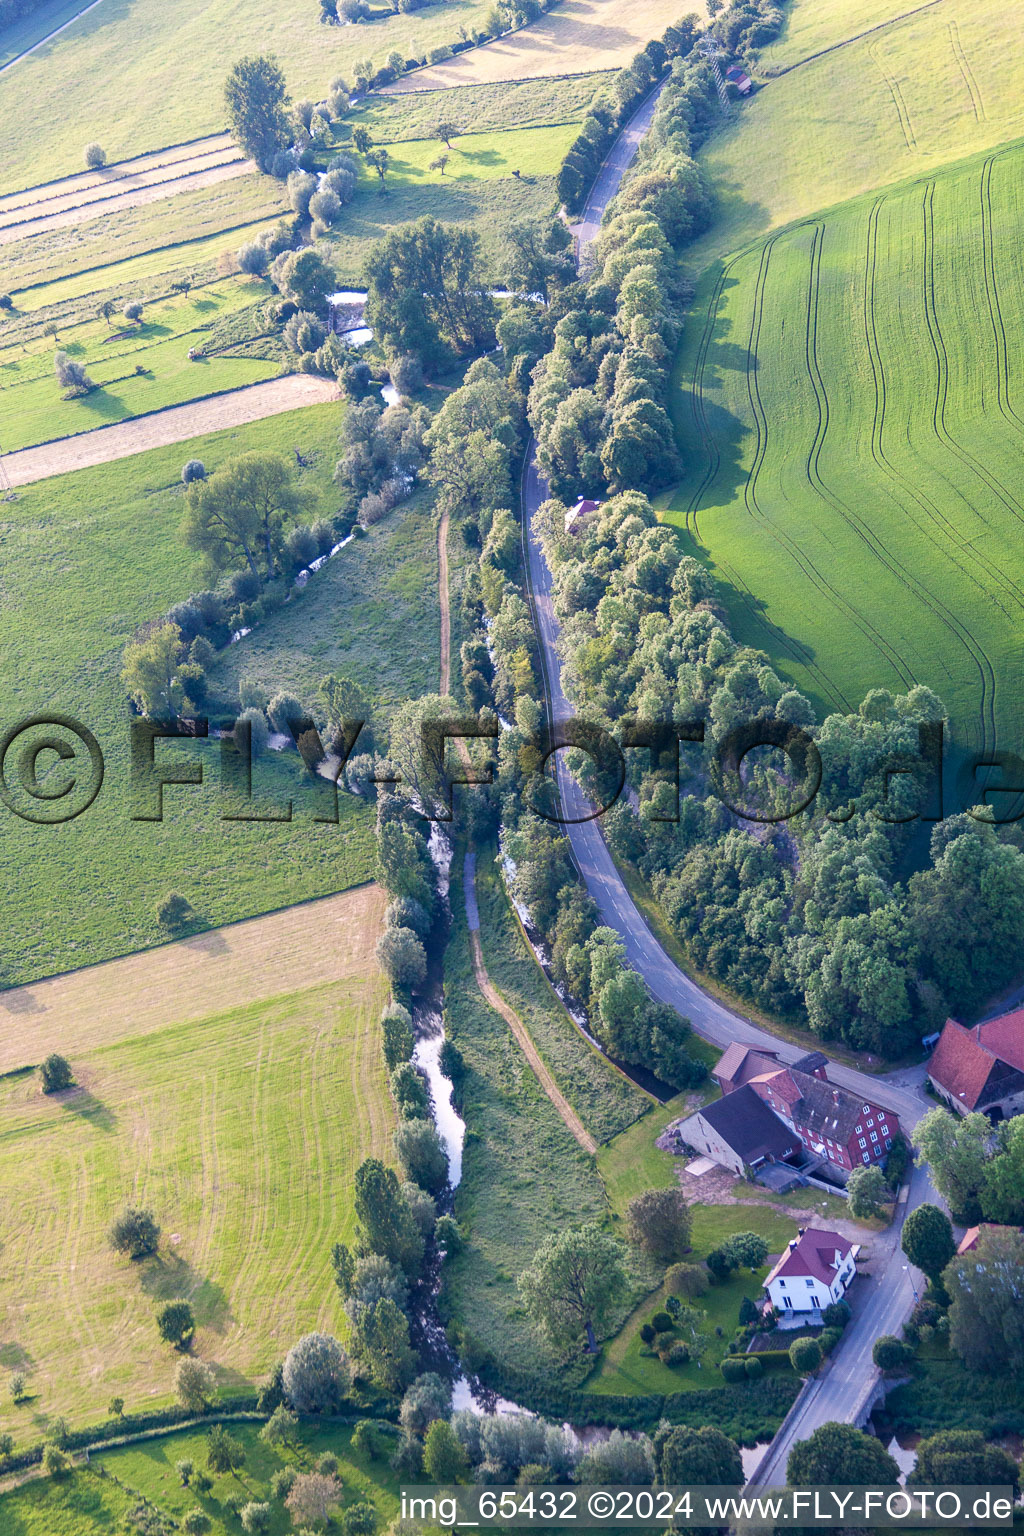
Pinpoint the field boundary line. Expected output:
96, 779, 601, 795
0, 880, 375, 999
0, 158, 252, 244
464, 850, 598, 1155
947, 18, 985, 121
771, 0, 948, 76
0, 0, 107, 78
0, 132, 235, 198
368, 66, 615, 102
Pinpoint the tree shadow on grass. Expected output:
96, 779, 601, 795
58, 1084, 116, 1133
0, 1341, 34, 1370
140, 1252, 233, 1335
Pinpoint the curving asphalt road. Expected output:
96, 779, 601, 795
519, 83, 939, 1485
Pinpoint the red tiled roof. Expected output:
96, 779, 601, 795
977, 1011, 1024, 1074
713, 1043, 779, 1087
764, 1228, 854, 1288
928, 1019, 999, 1109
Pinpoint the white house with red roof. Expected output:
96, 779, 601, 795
764, 1227, 859, 1313
927, 1010, 1024, 1121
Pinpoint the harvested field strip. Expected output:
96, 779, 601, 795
0, 884, 385, 1071
382, 0, 704, 92
0, 134, 237, 216
0, 891, 391, 1434
668, 144, 1024, 769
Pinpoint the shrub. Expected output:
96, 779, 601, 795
282, 1333, 352, 1414
238, 241, 270, 276
0, 294, 12, 310
109, 1206, 160, 1260
40, 1053, 74, 1093
666, 1262, 709, 1299
873, 1335, 912, 1371
42, 1442, 70, 1477
268, 690, 305, 733
789, 1337, 822, 1374
175, 1357, 214, 1411
183, 1513, 212, 1535
820, 1326, 843, 1355
157, 1299, 196, 1350
822, 1299, 851, 1329
720, 1357, 747, 1383
123, 302, 143, 323
651, 1311, 673, 1333
54, 350, 93, 392
283, 309, 327, 354
639, 1322, 656, 1345
236, 707, 269, 757
181, 459, 207, 485
744, 1356, 763, 1379
666, 1341, 690, 1367
156, 892, 193, 931
84, 142, 107, 168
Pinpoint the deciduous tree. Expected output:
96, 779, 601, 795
518, 1224, 627, 1352
224, 56, 291, 172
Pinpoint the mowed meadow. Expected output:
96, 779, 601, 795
668, 141, 1024, 771
686, 0, 1024, 267
0, 886, 391, 1439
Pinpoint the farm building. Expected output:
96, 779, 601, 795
764, 1228, 858, 1313
725, 63, 752, 94
682, 1044, 900, 1183
927, 1011, 1024, 1121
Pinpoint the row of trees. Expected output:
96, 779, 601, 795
916, 1106, 1024, 1225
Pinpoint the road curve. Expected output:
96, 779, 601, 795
519, 79, 938, 1483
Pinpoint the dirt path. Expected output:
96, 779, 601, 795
464, 850, 597, 1154
438, 507, 451, 694
3, 376, 340, 486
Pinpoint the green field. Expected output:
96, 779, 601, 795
320, 172, 559, 283
0, 0, 500, 191
687, 0, 1024, 268
0, 924, 390, 1435
1, 174, 289, 295
668, 141, 1024, 769
0, 405, 390, 986
0, 276, 279, 450
352, 71, 612, 140
350, 122, 577, 187
0, 1419, 401, 1534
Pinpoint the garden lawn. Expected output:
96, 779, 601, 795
0, 0, 501, 190
685, 0, 1024, 268
351, 72, 613, 141
0, 174, 289, 294
0, 404, 390, 986
597, 1098, 698, 1215
587, 1206, 799, 1396
0, 277, 279, 450
0, 906, 391, 1438
668, 138, 1024, 780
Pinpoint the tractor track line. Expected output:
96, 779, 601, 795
870, 45, 918, 151
863, 195, 995, 754
802, 223, 915, 688
920, 181, 1024, 605
744, 234, 873, 714
686, 259, 737, 535
948, 19, 985, 121
980, 155, 1024, 436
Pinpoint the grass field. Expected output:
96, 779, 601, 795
0, 1419, 402, 1533
384, 0, 702, 92
686, 0, 1024, 268
0, 276, 279, 450
0, 884, 390, 1436
354, 71, 613, 140
667, 140, 1024, 774
756, 0, 935, 73
0, 174, 289, 294
0, 0, 507, 191
207, 488, 441, 728
442, 853, 622, 1388
0, 405, 387, 986
473, 844, 649, 1144
349, 122, 578, 187
320, 173, 559, 283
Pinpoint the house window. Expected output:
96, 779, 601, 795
886, 1137, 892, 1149
870, 1131, 879, 1142
855, 1125, 863, 1135
863, 1105, 870, 1113
866, 1118, 874, 1128
779, 1280, 786, 1288
859, 1138, 866, 1148
863, 1152, 870, 1163
805, 1278, 814, 1288
783, 1296, 792, 1309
